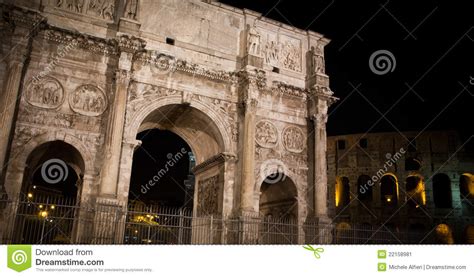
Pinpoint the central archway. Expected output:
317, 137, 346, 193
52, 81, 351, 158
124, 103, 228, 244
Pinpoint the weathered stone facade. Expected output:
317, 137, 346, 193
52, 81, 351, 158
0, 0, 336, 243
327, 131, 474, 243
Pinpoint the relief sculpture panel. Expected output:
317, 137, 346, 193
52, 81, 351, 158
261, 31, 302, 72
25, 77, 64, 109
255, 120, 278, 148
197, 175, 219, 216
282, 126, 305, 153
69, 84, 107, 116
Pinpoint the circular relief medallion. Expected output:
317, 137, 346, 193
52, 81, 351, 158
69, 84, 107, 116
26, 77, 64, 109
282, 126, 305, 153
255, 120, 278, 148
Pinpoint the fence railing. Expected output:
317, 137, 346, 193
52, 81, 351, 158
0, 197, 439, 244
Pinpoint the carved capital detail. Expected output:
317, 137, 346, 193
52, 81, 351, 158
271, 81, 307, 99
117, 34, 146, 53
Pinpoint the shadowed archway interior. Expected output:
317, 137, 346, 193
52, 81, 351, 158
129, 129, 194, 207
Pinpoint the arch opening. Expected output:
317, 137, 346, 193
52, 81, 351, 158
259, 175, 298, 244
125, 129, 194, 244
125, 104, 225, 244
135, 104, 225, 164
432, 173, 452, 208
460, 173, 474, 200
435, 223, 454, 244
335, 176, 350, 208
405, 175, 426, 208
14, 140, 85, 244
380, 174, 398, 206
405, 157, 421, 171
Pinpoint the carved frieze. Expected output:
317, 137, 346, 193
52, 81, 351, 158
282, 126, 305, 153
54, 0, 115, 21
271, 81, 307, 99
43, 28, 118, 56
25, 77, 64, 109
197, 175, 219, 216
255, 120, 278, 148
261, 32, 302, 72
129, 83, 181, 101
69, 84, 107, 116
134, 51, 237, 83
18, 105, 103, 132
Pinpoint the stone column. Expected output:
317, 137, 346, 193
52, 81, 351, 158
0, 9, 43, 187
93, 35, 144, 244
98, 35, 145, 197
238, 70, 266, 213
308, 83, 337, 243
237, 70, 265, 244
240, 97, 258, 212
313, 113, 329, 219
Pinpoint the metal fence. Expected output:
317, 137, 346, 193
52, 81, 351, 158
0, 197, 437, 245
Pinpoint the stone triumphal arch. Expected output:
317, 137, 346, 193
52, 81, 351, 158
0, 0, 336, 244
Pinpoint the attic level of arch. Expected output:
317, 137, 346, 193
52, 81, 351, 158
22, 23, 336, 102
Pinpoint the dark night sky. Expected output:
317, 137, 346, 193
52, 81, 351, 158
221, 0, 473, 145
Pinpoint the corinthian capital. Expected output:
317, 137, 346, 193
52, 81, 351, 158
117, 34, 146, 53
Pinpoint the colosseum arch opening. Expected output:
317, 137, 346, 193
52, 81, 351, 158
12, 141, 85, 244
380, 174, 399, 207
432, 173, 452, 209
460, 173, 474, 200
405, 174, 426, 209
335, 176, 351, 209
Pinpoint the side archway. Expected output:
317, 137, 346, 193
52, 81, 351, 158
11, 140, 87, 244
5, 132, 94, 198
